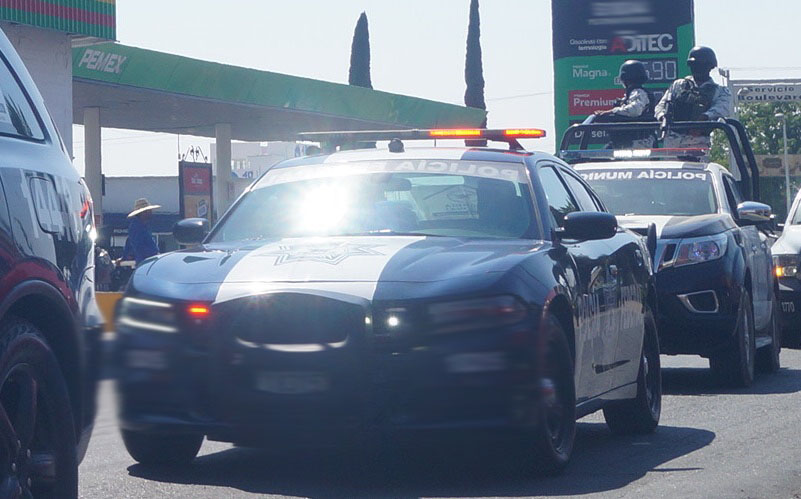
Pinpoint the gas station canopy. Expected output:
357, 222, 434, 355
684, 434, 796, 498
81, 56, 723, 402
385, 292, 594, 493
72, 43, 486, 140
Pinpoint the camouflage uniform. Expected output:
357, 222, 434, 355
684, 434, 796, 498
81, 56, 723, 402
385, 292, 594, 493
654, 76, 733, 149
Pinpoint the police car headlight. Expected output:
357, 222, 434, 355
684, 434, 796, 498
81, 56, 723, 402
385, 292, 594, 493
428, 295, 528, 334
673, 234, 728, 268
117, 297, 178, 333
774, 254, 800, 278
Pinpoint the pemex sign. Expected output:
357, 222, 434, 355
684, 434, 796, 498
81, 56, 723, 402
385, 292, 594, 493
551, 0, 695, 141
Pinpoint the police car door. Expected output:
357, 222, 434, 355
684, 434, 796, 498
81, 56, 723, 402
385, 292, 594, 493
722, 174, 771, 330
559, 167, 644, 391
538, 164, 620, 400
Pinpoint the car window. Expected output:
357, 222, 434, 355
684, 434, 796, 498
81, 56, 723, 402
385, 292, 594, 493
210, 159, 539, 241
560, 168, 599, 212
581, 167, 717, 216
722, 175, 744, 213
0, 55, 44, 140
538, 166, 579, 227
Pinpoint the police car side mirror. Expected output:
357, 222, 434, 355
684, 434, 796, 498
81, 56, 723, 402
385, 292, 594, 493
174, 218, 210, 245
558, 212, 618, 241
737, 201, 772, 226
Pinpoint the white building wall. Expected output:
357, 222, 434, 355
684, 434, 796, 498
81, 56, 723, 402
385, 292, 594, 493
1, 23, 73, 156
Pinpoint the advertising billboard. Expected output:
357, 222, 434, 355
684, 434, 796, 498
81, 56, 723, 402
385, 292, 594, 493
178, 161, 213, 221
552, 0, 695, 141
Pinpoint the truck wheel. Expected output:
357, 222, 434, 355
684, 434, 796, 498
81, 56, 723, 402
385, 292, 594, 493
756, 297, 781, 374
121, 430, 203, 467
710, 289, 756, 387
603, 308, 661, 434
0, 318, 78, 498
520, 313, 576, 476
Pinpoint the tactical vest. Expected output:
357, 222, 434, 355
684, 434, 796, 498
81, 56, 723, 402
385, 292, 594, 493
671, 77, 717, 121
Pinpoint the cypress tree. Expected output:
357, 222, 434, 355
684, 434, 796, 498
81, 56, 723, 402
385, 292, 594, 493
464, 0, 487, 145
348, 12, 373, 89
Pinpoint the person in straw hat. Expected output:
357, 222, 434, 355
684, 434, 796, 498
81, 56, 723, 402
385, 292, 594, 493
120, 198, 161, 265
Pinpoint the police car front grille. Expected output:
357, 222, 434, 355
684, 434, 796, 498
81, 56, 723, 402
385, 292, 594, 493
226, 293, 363, 344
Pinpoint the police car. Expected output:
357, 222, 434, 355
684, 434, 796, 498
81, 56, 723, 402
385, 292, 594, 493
562, 120, 780, 387
115, 128, 660, 474
771, 188, 801, 347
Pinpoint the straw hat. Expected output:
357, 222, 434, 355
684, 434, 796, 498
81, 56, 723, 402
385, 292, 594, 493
127, 198, 161, 218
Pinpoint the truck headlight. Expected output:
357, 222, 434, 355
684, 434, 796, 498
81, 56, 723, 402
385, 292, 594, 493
673, 234, 728, 268
774, 254, 800, 278
428, 295, 528, 334
117, 296, 178, 333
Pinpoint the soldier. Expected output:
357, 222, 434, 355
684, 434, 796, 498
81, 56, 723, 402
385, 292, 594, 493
654, 46, 733, 148
594, 60, 654, 148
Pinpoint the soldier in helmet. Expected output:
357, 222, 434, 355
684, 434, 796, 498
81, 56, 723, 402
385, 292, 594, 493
654, 46, 733, 148
594, 60, 654, 148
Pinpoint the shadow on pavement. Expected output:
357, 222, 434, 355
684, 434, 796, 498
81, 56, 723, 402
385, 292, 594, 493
662, 366, 801, 396
127, 423, 715, 498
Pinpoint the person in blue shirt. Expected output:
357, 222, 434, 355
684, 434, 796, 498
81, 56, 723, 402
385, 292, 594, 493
121, 198, 160, 265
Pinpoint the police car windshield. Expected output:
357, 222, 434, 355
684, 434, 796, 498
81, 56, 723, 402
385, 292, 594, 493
581, 168, 717, 216
210, 159, 537, 241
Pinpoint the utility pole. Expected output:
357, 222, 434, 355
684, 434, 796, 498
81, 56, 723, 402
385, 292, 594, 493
776, 112, 790, 214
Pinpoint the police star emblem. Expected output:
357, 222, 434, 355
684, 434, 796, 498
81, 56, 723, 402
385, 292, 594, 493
260, 242, 384, 266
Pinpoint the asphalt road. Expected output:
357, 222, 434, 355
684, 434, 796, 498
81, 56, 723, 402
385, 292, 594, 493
79, 350, 801, 498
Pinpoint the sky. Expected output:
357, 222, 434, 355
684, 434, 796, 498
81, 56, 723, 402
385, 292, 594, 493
71, 0, 801, 177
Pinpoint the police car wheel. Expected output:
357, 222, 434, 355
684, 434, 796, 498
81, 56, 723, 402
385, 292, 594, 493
0, 319, 78, 498
121, 430, 203, 467
603, 308, 661, 435
710, 289, 756, 387
756, 297, 781, 374
523, 314, 576, 476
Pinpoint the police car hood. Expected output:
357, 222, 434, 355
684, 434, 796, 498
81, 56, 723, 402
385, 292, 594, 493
616, 213, 735, 239
773, 224, 801, 255
138, 236, 544, 303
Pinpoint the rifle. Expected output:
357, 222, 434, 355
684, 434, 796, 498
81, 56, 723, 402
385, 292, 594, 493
659, 97, 673, 142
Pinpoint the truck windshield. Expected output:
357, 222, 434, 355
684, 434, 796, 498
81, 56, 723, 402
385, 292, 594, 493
580, 168, 717, 216
210, 159, 538, 241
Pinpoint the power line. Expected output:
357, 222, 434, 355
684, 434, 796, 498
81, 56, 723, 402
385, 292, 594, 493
486, 91, 553, 102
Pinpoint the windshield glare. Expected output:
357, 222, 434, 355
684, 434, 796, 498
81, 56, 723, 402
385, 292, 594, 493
210, 160, 536, 242
581, 168, 717, 216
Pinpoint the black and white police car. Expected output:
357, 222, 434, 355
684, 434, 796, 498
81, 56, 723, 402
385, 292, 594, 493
771, 188, 801, 347
562, 120, 780, 387
115, 128, 660, 474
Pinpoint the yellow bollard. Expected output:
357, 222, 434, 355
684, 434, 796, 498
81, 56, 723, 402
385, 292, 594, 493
96, 292, 123, 333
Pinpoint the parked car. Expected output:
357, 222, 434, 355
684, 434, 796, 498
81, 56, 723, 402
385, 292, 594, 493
561, 119, 780, 387
115, 128, 660, 474
771, 189, 801, 347
0, 28, 102, 497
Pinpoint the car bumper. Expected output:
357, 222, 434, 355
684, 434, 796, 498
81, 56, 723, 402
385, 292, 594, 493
654, 258, 741, 356
778, 277, 801, 331
115, 319, 545, 446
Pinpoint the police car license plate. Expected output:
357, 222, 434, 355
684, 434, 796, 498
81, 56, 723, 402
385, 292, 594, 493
256, 371, 330, 394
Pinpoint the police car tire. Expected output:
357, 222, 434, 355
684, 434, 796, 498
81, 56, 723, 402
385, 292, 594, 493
525, 314, 576, 476
756, 297, 781, 374
603, 309, 661, 435
0, 318, 78, 498
121, 430, 203, 467
710, 289, 756, 387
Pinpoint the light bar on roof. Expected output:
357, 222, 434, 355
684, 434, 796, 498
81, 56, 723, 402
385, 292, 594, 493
429, 129, 483, 137
298, 128, 546, 145
560, 148, 709, 163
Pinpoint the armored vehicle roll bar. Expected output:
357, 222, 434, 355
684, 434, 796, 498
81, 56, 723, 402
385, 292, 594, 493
558, 119, 760, 201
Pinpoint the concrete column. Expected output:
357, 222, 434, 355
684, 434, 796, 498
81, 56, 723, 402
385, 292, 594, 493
84, 108, 103, 226
215, 123, 232, 219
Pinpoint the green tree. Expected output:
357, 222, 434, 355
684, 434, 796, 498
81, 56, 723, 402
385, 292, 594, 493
348, 12, 372, 89
464, 0, 487, 145
710, 102, 801, 219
